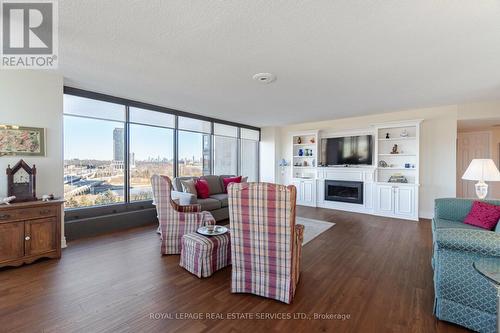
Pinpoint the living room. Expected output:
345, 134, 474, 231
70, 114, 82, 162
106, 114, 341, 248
1, 2, 500, 333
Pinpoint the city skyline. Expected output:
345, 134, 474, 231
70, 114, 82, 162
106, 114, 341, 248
64, 116, 205, 161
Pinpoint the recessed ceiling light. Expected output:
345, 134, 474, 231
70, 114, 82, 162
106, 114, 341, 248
253, 73, 276, 84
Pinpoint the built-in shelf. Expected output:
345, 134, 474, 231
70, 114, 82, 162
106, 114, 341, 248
378, 154, 416, 157
292, 132, 319, 189
378, 167, 417, 171
378, 137, 416, 141
373, 121, 421, 221
375, 181, 418, 186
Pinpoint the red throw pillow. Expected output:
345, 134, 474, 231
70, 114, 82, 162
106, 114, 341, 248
464, 201, 500, 230
223, 176, 242, 193
195, 179, 210, 199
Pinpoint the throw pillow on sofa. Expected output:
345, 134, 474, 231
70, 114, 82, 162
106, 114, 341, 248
195, 179, 210, 199
464, 201, 500, 230
223, 176, 242, 193
180, 179, 197, 196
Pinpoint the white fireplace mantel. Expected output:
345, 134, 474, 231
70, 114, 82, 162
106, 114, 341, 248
316, 166, 376, 213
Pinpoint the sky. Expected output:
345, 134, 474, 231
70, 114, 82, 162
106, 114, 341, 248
64, 116, 202, 161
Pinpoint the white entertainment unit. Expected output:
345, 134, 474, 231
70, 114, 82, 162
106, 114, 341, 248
290, 120, 421, 221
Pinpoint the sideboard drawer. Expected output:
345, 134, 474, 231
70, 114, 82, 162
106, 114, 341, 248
0, 205, 57, 223
19, 206, 58, 220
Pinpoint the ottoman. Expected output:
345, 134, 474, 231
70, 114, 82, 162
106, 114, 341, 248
180, 231, 231, 278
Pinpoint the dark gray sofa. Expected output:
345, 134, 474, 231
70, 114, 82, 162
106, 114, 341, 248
171, 175, 236, 221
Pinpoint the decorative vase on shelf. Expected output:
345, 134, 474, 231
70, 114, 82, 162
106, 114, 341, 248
386, 133, 390, 139
297, 137, 302, 144
298, 149, 304, 156
310, 138, 315, 144
400, 129, 409, 138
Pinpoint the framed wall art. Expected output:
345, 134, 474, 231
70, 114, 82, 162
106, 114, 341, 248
0, 125, 46, 156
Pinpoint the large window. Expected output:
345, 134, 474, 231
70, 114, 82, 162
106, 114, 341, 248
178, 117, 211, 177
240, 128, 260, 182
64, 95, 126, 208
129, 107, 174, 201
178, 131, 211, 176
213, 124, 238, 175
63, 89, 260, 212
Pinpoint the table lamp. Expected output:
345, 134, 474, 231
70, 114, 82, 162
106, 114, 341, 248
462, 159, 500, 199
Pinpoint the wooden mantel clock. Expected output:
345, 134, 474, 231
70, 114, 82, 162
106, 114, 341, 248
6, 159, 37, 202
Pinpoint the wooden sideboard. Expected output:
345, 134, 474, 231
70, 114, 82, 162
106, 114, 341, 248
0, 200, 63, 268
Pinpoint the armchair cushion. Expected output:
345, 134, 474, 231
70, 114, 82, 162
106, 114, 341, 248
177, 204, 201, 213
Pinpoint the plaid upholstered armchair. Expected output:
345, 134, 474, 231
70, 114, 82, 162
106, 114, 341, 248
228, 182, 304, 304
151, 175, 215, 255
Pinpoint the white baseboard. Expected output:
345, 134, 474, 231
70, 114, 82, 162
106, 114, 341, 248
419, 210, 433, 220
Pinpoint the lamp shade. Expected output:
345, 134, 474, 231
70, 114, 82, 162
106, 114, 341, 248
462, 159, 500, 181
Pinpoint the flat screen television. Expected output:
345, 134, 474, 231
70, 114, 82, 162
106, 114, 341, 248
320, 135, 373, 166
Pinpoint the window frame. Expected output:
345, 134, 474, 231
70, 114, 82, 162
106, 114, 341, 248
240, 137, 260, 182
177, 128, 212, 177
63, 87, 260, 220
128, 121, 175, 203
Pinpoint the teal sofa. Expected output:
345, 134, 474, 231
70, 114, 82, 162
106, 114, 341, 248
432, 198, 500, 333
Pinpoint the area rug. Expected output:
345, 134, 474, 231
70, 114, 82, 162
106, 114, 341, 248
296, 217, 335, 245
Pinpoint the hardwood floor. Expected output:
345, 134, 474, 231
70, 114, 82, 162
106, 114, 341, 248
0, 207, 471, 333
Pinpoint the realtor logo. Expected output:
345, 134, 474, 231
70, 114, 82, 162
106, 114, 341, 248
1, 0, 58, 68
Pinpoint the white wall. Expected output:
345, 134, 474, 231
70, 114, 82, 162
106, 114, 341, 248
259, 127, 280, 183
0, 71, 64, 241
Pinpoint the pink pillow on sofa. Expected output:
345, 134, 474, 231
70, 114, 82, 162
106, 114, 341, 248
464, 201, 500, 230
223, 176, 242, 193
195, 179, 210, 199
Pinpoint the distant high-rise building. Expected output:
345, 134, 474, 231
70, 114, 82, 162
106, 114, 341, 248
129, 152, 136, 168
113, 128, 124, 161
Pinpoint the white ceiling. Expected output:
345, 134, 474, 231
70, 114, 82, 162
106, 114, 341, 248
458, 118, 500, 130
59, 1, 500, 127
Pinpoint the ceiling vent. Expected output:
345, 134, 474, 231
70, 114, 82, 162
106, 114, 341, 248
253, 73, 276, 84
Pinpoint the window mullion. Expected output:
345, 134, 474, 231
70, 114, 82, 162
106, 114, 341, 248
125, 106, 130, 203
174, 116, 179, 178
